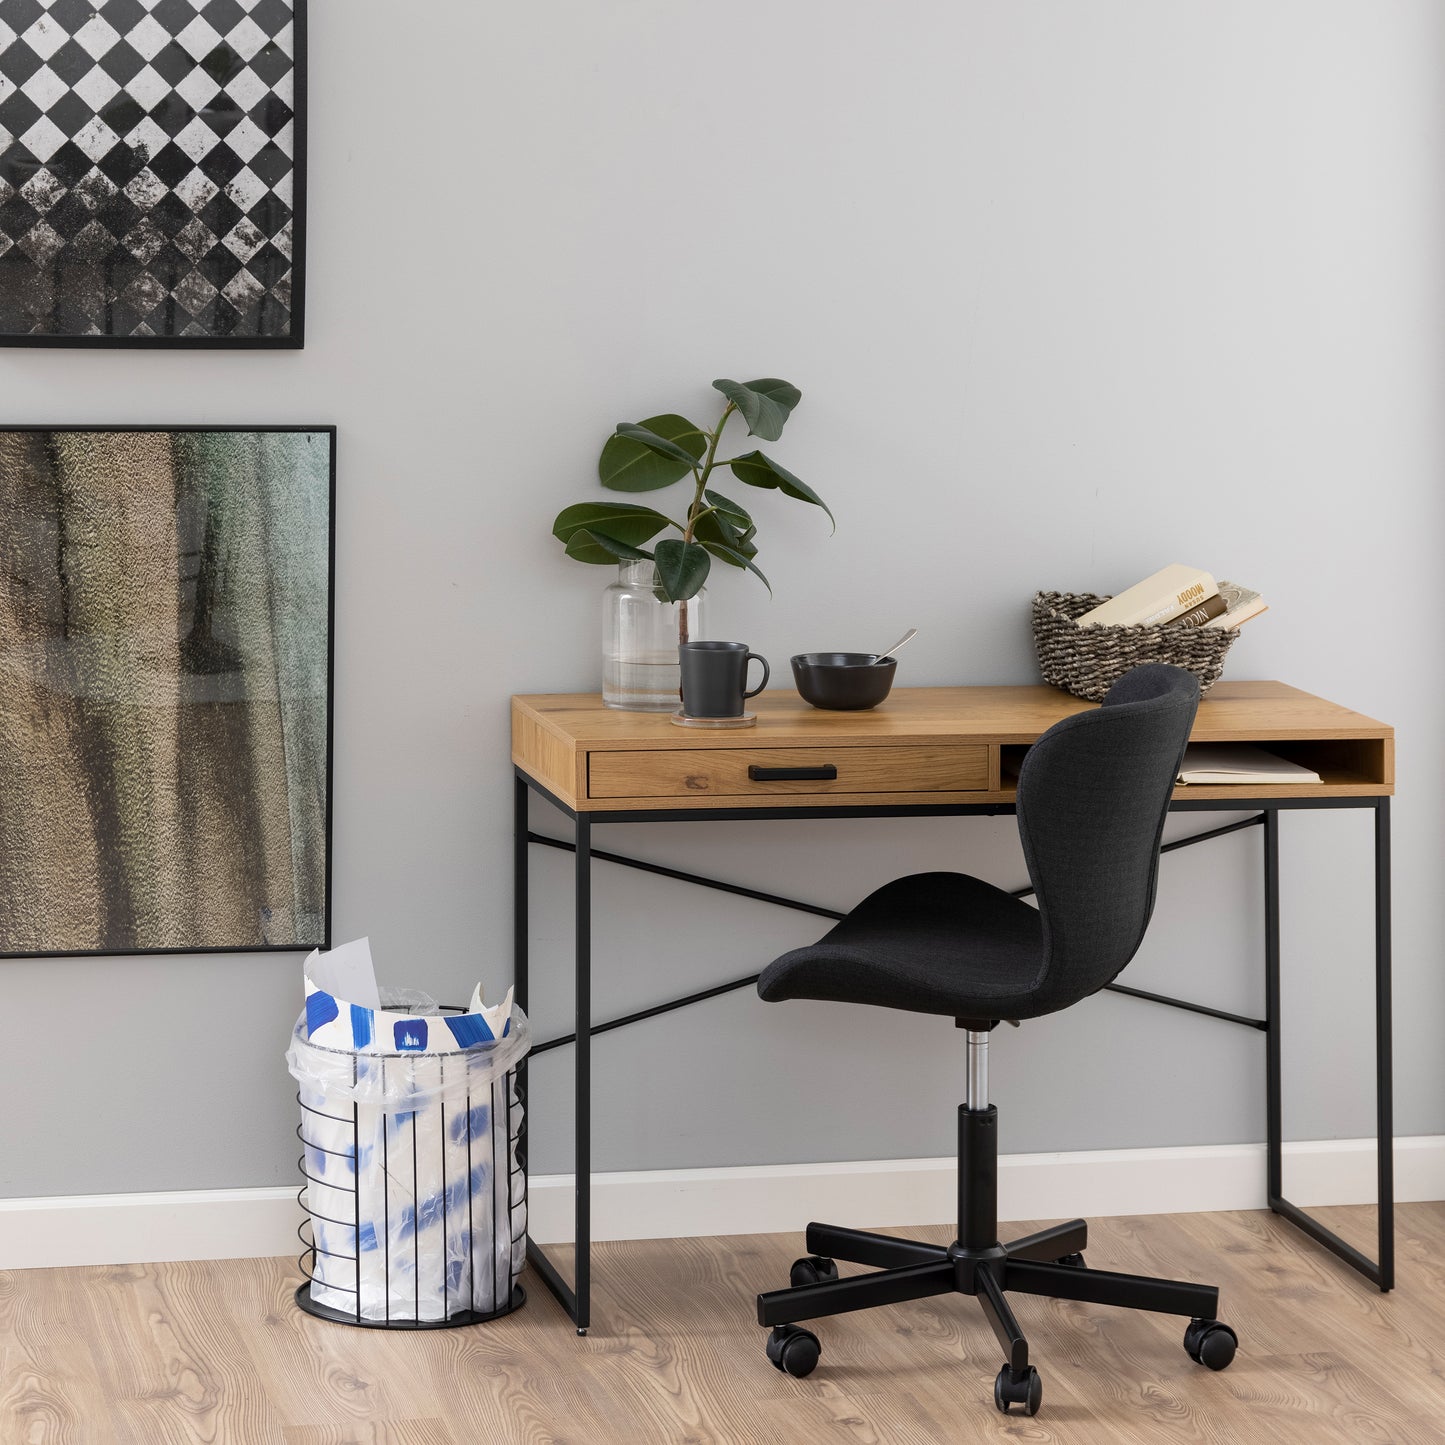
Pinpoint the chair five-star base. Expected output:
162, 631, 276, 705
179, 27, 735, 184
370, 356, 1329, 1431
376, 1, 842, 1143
755, 1032, 1238, 1418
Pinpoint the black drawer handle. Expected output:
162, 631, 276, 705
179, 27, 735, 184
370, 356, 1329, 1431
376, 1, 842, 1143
748, 764, 838, 782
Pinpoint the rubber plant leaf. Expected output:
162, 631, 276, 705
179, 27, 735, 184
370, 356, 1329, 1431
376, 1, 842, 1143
727, 450, 835, 528
652, 537, 712, 601
562, 528, 655, 566
599, 414, 708, 491
693, 508, 758, 563
702, 488, 754, 531
711, 378, 801, 442
553, 501, 675, 548
698, 540, 772, 592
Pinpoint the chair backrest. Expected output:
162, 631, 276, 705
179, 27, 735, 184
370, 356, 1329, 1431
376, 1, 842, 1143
1015, 664, 1200, 1015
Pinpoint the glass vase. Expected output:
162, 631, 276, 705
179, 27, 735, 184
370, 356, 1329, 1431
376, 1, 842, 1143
602, 560, 706, 711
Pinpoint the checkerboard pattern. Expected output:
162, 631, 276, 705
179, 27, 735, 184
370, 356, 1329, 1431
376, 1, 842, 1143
0, 0, 300, 342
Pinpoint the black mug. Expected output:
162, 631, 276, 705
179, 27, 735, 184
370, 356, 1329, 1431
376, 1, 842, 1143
679, 641, 770, 718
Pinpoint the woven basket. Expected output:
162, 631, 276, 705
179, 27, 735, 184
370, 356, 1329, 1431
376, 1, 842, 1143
1031, 591, 1238, 703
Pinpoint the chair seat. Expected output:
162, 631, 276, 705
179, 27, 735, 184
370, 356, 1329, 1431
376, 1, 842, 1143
757, 872, 1050, 1020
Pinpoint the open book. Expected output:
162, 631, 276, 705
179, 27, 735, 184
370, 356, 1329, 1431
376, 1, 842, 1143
1177, 745, 1321, 786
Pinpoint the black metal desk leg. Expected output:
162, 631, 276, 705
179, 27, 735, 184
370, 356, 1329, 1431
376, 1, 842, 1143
515, 778, 590, 1330
1375, 797, 1395, 1291
1265, 798, 1394, 1291
1263, 808, 1282, 1202
515, 776, 530, 1019
513, 776, 530, 1270
574, 814, 592, 1333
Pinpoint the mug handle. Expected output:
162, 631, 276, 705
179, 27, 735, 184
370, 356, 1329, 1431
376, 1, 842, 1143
743, 653, 771, 699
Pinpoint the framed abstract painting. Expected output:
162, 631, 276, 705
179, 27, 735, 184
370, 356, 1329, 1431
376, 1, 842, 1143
0, 0, 306, 346
0, 426, 334, 955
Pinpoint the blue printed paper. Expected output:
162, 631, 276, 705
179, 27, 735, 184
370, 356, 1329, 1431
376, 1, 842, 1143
301, 940, 516, 1056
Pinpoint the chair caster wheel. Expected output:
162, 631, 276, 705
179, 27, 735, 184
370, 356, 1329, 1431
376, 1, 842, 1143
789, 1255, 839, 1288
1184, 1318, 1238, 1371
767, 1324, 821, 1378
1055, 1252, 1086, 1268
994, 1364, 1042, 1416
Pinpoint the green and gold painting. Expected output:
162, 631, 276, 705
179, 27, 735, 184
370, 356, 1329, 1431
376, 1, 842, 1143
0, 427, 333, 955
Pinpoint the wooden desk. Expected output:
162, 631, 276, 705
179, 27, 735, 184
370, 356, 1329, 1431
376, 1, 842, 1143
511, 683, 1395, 1332
514, 681, 1393, 811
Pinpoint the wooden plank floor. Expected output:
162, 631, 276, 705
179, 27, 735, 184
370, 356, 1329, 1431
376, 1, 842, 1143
3, 1204, 1444, 1444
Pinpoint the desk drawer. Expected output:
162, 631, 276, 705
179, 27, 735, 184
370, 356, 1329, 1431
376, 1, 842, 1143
587, 745, 989, 799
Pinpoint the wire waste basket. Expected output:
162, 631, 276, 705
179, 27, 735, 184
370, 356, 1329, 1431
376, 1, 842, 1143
288, 1001, 529, 1328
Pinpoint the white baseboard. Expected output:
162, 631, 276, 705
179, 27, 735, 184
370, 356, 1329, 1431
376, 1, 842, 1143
0, 1185, 302, 1271
3, 1137, 1440, 1270
528, 1135, 1445, 1244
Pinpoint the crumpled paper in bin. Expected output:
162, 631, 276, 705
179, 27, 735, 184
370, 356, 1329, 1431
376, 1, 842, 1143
302, 935, 516, 1052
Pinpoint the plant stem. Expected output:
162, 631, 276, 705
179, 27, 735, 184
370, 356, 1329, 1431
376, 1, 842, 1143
675, 402, 735, 644
683, 402, 733, 544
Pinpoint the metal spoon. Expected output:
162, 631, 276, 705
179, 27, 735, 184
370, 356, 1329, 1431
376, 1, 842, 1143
871, 627, 918, 663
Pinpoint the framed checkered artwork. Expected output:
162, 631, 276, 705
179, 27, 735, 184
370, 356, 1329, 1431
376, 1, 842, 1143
0, 0, 306, 346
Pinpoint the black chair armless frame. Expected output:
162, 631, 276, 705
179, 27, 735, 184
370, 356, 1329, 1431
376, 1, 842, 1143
752, 664, 1238, 1417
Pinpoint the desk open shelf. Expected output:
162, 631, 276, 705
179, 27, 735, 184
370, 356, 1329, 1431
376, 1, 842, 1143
1001, 737, 1391, 802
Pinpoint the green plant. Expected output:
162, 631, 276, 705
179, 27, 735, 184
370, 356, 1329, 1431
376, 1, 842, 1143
551, 377, 832, 603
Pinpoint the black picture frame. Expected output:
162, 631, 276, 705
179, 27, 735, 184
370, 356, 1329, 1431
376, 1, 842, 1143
0, 0, 308, 348
0, 423, 335, 958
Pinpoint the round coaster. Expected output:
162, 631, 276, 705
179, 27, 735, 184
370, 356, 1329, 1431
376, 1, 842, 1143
670, 710, 757, 729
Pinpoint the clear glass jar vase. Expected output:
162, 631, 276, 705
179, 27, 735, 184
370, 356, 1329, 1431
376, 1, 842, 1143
602, 560, 706, 711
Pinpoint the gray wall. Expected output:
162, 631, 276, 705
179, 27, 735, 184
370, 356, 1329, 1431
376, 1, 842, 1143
2, 0, 1441, 1198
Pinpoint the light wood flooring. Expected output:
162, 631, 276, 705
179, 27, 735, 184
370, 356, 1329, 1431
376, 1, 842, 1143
3, 1204, 1444, 1444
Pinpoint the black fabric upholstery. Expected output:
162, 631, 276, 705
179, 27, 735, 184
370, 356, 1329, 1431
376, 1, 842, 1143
756, 665, 1199, 1021
755, 872, 1045, 1018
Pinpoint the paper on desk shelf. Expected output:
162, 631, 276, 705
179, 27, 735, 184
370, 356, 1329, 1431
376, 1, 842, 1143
302, 938, 515, 1053
1177, 744, 1321, 786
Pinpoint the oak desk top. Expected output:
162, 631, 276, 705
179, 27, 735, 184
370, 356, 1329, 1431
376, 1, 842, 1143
512, 681, 1393, 813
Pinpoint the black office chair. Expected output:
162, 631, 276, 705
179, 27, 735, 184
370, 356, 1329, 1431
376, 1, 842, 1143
753, 664, 1237, 1418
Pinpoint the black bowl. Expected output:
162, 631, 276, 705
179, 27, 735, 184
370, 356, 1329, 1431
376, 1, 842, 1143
791, 652, 898, 710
